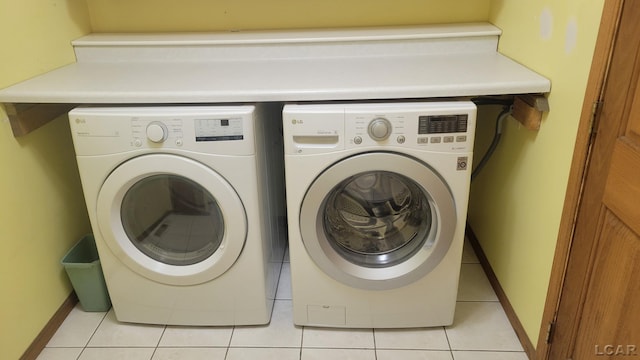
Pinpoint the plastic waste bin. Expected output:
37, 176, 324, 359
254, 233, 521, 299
61, 235, 111, 311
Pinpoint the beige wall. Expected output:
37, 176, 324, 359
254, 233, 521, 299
85, 0, 489, 32
468, 0, 605, 346
0, 1, 91, 358
0, 0, 606, 356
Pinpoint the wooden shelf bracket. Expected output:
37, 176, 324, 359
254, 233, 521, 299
511, 94, 550, 130
3, 103, 76, 137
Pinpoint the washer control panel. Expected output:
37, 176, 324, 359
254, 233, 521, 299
283, 102, 476, 155
344, 101, 476, 152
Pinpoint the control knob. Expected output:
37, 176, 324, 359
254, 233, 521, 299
146, 121, 168, 143
368, 118, 392, 141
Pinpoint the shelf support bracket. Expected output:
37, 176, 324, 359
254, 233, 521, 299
3, 103, 76, 137
511, 94, 550, 130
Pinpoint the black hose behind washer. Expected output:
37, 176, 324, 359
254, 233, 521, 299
471, 105, 513, 181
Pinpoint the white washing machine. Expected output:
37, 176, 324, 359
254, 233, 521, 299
283, 101, 476, 328
68, 104, 286, 325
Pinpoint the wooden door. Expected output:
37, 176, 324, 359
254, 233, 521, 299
543, 0, 640, 358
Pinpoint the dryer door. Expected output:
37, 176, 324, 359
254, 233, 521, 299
300, 152, 456, 290
97, 154, 247, 286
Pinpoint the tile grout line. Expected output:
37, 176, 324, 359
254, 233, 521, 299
223, 326, 235, 360
150, 325, 167, 360
77, 308, 108, 358
443, 322, 454, 359
372, 328, 379, 360
299, 325, 306, 359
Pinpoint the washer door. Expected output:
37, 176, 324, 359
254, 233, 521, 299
97, 154, 247, 286
300, 152, 456, 290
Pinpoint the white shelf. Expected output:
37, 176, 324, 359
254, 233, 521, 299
0, 53, 549, 103
0, 23, 550, 135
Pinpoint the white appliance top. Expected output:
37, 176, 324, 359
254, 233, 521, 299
0, 23, 550, 104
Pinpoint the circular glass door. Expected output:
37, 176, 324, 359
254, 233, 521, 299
120, 174, 225, 266
323, 171, 432, 268
300, 152, 456, 290
97, 154, 247, 286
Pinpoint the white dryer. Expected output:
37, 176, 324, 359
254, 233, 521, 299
69, 105, 286, 325
283, 101, 476, 328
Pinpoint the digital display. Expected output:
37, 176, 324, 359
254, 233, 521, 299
194, 118, 243, 142
418, 114, 468, 134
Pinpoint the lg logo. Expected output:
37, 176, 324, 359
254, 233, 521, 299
75, 118, 86, 124
291, 119, 304, 125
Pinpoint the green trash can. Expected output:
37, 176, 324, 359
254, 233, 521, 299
61, 235, 111, 312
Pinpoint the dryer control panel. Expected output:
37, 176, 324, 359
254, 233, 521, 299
68, 106, 257, 156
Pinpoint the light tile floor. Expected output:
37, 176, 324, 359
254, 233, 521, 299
37, 241, 528, 360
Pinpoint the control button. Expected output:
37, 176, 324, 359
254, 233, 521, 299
368, 118, 392, 141
353, 136, 363, 145
175, 138, 183, 146
456, 135, 467, 142
146, 121, 168, 143
418, 137, 429, 144
396, 135, 406, 144
443, 136, 454, 143
431, 137, 442, 143
133, 138, 143, 147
